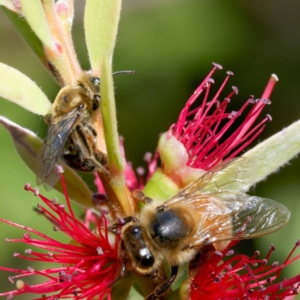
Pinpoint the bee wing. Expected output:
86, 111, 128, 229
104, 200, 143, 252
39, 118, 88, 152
179, 193, 290, 248
36, 108, 81, 189
163, 161, 290, 248
165, 157, 256, 207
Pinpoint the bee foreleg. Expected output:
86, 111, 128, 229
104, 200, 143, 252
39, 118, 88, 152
132, 190, 153, 204
122, 216, 139, 224
109, 216, 138, 231
109, 261, 127, 287
145, 265, 178, 300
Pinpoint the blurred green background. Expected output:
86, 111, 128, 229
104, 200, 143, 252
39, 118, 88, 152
0, 0, 300, 298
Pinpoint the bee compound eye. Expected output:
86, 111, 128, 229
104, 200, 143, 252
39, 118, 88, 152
131, 225, 142, 239
91, 77, 100, 86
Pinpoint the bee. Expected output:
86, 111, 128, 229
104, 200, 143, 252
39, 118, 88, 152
36, 72, 107, 188
37, 71, 134, 189
117, 161, 290, 300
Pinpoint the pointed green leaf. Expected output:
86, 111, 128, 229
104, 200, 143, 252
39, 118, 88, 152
2, 7, 48, 68
19, 0, 53, 49
84, 0, 122, 75
0, 63, 51, 115
240, 119, 300, 187
0, 116, 93, 208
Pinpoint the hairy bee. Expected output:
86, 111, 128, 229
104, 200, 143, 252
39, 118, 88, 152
118, 161, 290, 300
37, 72, 107, 188
37, 71, 134, 189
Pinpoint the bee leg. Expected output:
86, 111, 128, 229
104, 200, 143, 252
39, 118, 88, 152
145, 265, 178, 300
109, 216, 138, 231
44, 113, 52, 124
92, 94, 100, 110
64, 135, 78, 155
85, 122, 97, 137
122, 216, 139, 224
120, 261, 127, 276
84, 122, 109, 174
64, 123, 109, 174
110, 261, 127, 286
132, 190, 153, 204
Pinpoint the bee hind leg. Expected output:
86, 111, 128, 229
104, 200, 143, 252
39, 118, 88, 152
145, 265, 178, 300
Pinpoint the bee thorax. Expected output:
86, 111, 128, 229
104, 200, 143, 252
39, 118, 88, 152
150, 209, 190, 247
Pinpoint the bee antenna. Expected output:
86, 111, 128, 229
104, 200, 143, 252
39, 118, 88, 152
113, 70, 135, 76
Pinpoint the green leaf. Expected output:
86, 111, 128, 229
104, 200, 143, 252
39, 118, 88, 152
240, 119, 300, 187
19, 0, 53, 49
84, 0, 122, 75
0, 63, 51, 115
2, 7, 48, 67
0, 116, 93, 208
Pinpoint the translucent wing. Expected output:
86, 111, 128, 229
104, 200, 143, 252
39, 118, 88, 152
184, 194, 289, 248
165, 157, 257, 207
36, 108, 81, 189
162, 163, 290, 248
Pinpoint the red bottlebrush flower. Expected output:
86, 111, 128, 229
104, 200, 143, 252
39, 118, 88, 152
0, 173, 120, 299
168, 63, 276, 171
190, 240, 300, 300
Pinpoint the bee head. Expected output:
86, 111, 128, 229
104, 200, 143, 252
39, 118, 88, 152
122, 224, 155, 269
89, 77, 101, 110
